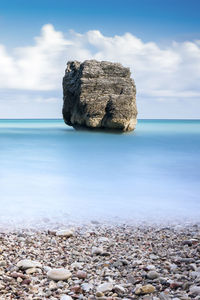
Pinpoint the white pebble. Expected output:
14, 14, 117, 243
60, 296, 73, 300
97, 282, 113, 293
81, 283, 93, 292
17, 259, 42, 270
114, 284, 126, 294
92, 246, 103, 255
190, 286, 200, 295
47, 268, 72, 281
56, 229, 73, 238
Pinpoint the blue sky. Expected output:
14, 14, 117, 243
0, 0, 200, 118
1, 0, 200, 45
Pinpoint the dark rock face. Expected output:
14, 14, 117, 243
62, 60, 137, 131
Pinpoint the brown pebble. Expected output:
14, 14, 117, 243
170, 282, 183, 289
10, 272, 27, 279
21, 279, 31, 285
71, 285, 81, 293
96, 291, 104, 297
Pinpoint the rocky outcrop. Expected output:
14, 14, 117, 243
62, 60, 137, 131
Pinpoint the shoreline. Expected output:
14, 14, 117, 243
0, 223, 199, 299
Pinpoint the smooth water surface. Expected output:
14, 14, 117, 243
0, 119, 200, 226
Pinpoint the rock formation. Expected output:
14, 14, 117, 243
62, 60, 137, 131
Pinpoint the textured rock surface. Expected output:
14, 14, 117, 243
62, 60, 137, 131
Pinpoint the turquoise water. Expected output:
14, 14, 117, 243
0, 119, 200, 226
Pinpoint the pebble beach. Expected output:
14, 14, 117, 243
0, 223, 200, 300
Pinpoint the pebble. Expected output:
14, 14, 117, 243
76, 270, 87, 279
10, 272, 27, 279
159, 292, 171, 300
17, 277, 23, 283
21, 278, 31, 285
96, 291, 104, 297
47, 268, 72, 281
26, 267, 37, 274
0, 261, 6, 267
97, 282, 113, 293
16, 259, 42, 270
71, 285, 81, 293
81, 282, 93, 292
150, 254, 159, 260
92, 246, 103, 255
189, 286, 200, 295
135, 284, 156, 295
49, 280, 57, 290
144, 296, 155, 300
182, 239, 198, 246
145, 264, 156, 271
114, 284, 126, 294
190, 271, 200, 278
71, 262, 83, 270
43, 265, 52, 272
0, 223, 199, 299
147, 271, 160, 279
98, 237, 110, 243
56, 229, 74, 238
170, 281, 183, 289
60, 296, 73, 300
0, 282, 4, 289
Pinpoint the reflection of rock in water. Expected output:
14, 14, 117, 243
62, 60, 137, 132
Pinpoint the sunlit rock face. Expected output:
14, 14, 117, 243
62, 60, 137, 131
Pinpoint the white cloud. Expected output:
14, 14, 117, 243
0, 23, 200, 103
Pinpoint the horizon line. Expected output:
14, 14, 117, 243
0, 118, 200, 121
0, 118, 200, 122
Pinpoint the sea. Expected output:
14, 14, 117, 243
0, 119, 200, 228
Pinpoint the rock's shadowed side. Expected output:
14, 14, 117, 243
62, 60, 137, 131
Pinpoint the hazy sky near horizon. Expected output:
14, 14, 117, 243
0, 0, 200, 118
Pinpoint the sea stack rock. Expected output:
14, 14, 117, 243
62, 60, 137, 131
